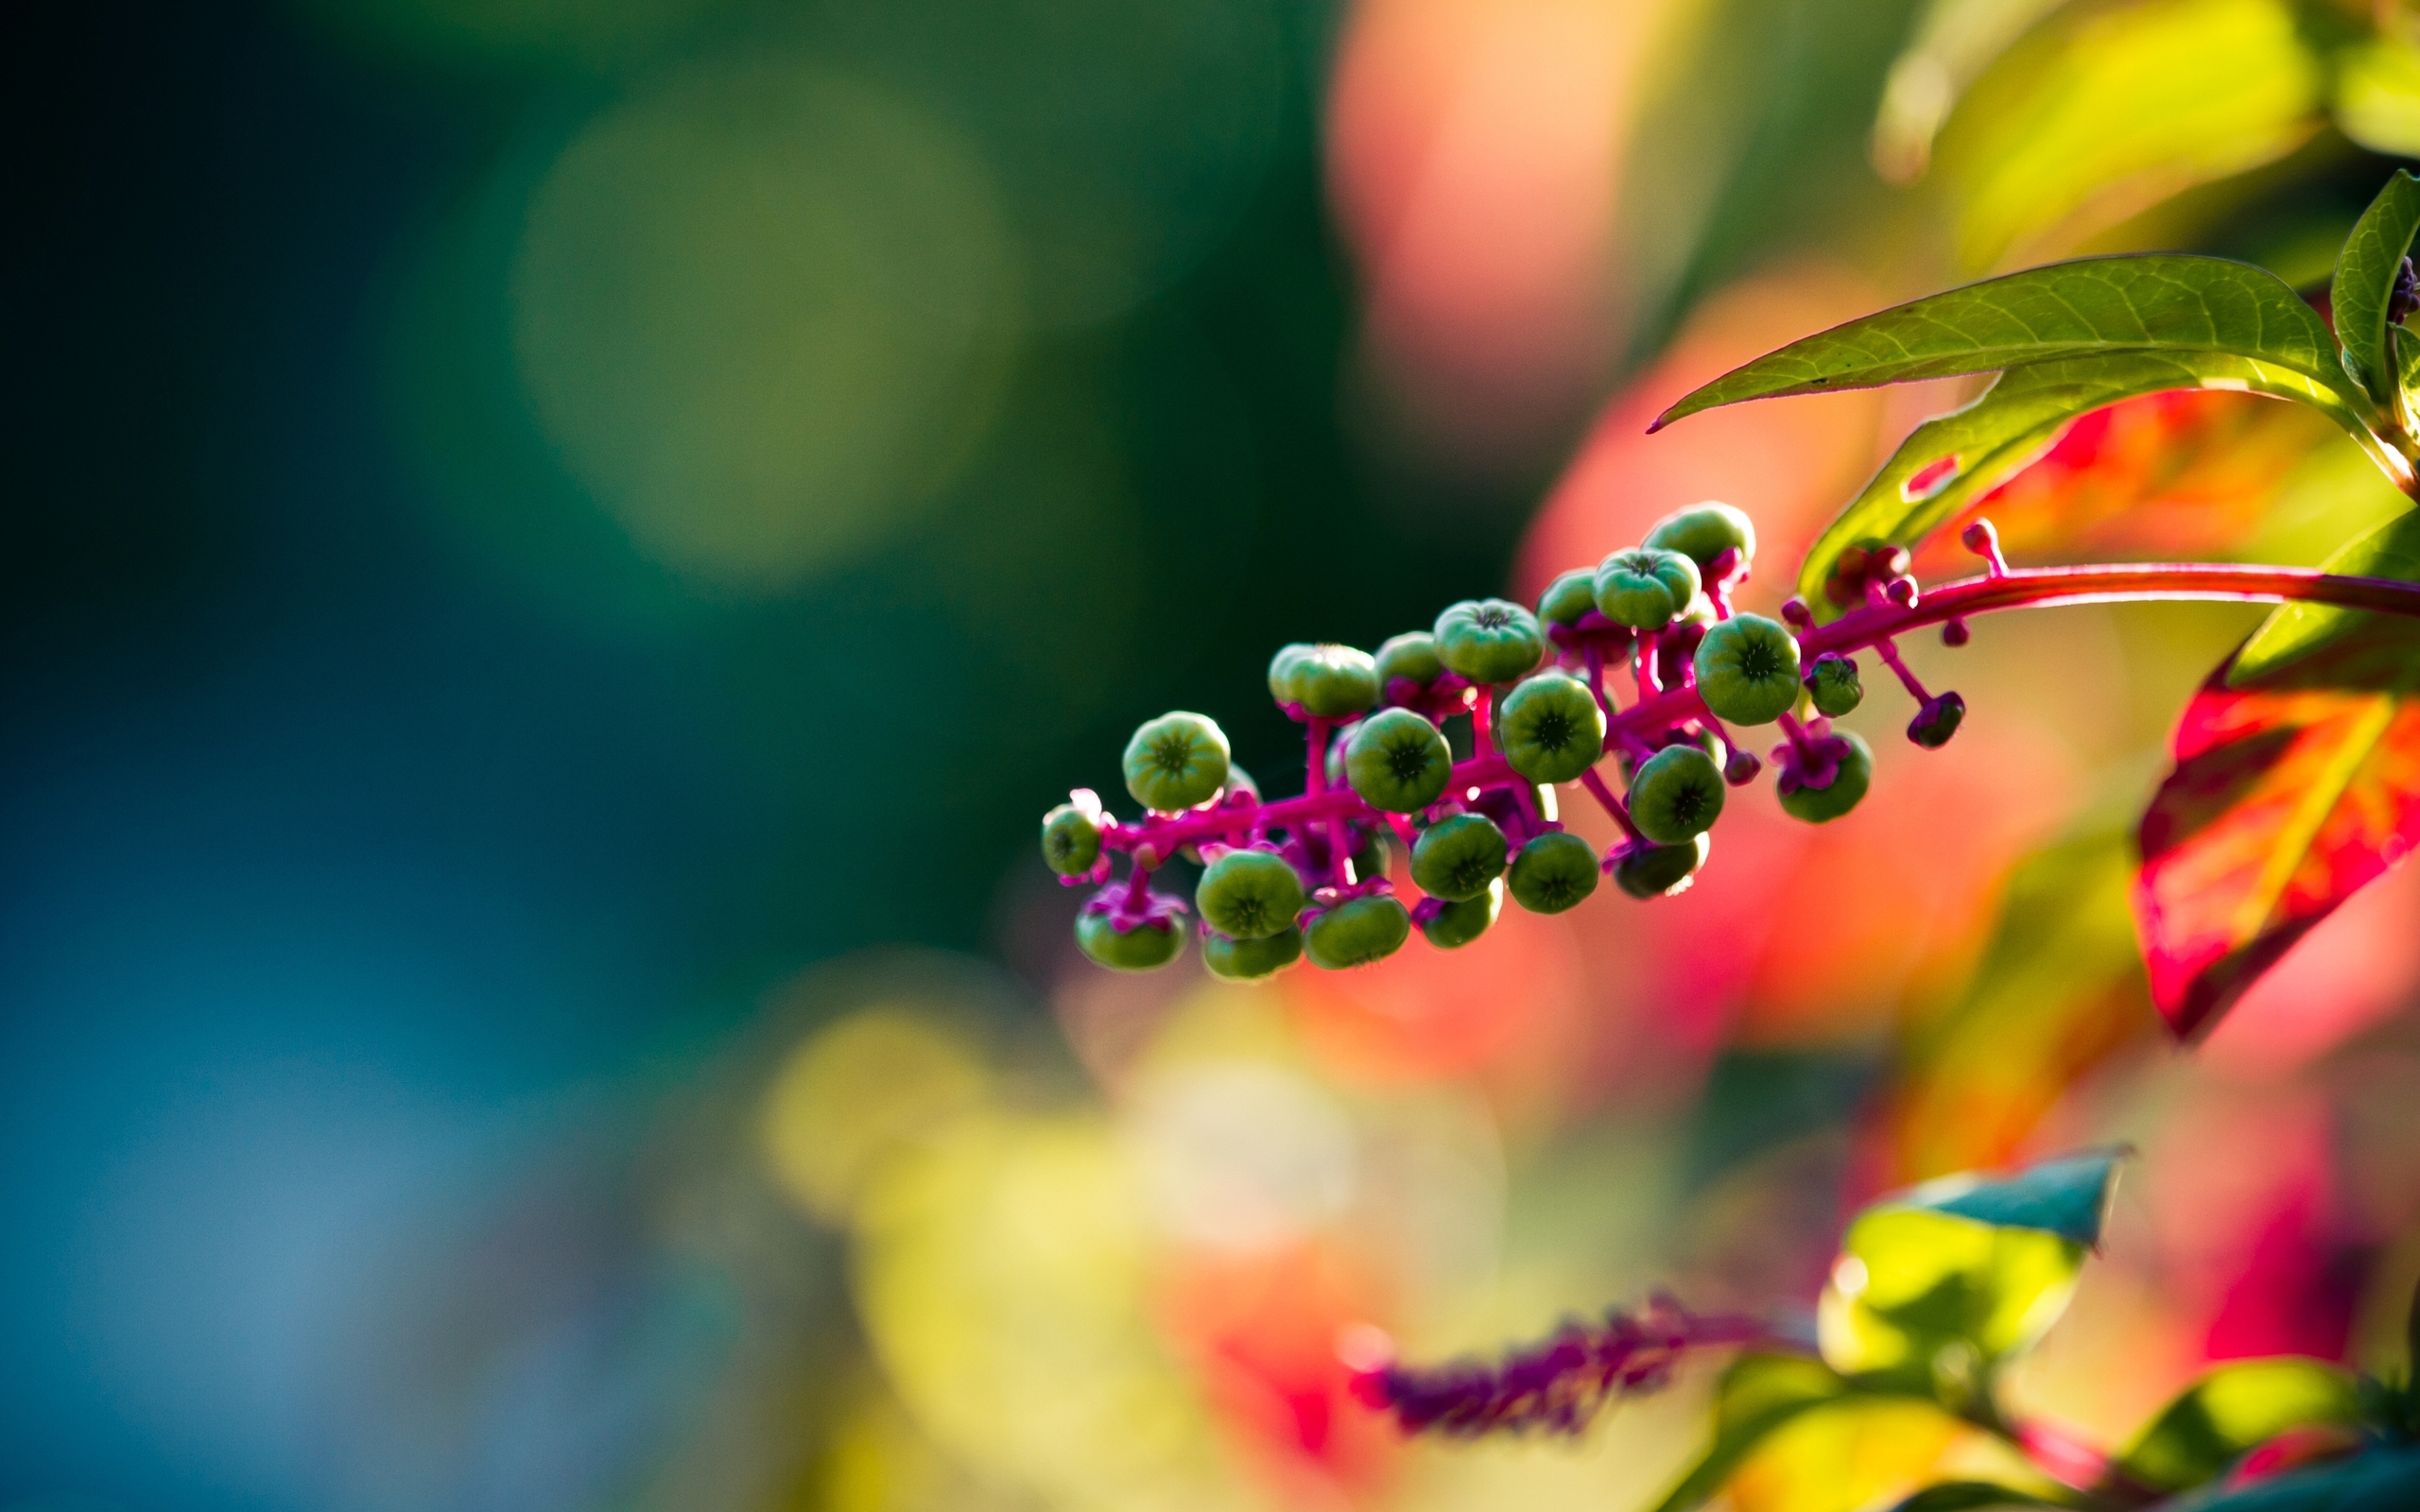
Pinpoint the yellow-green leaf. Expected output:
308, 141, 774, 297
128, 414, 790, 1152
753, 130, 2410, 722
2112, 1359, 2363, 1494
1646, 1353, 1860, 1512
2335, 38, 2420, 159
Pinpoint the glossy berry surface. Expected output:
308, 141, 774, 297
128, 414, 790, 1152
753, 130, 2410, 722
1629, 745, 1725, 844
1644, 503, 1755, 570
1422, 880, 1502, 949
1304, 895, 1412, 969
1593, 547, 1701, 630
1434, 600, 1545, 684
1776, 731, 1872, 823
1041, 801, 1103, 876
1203, 925, 1303, 981
1411, 813, 1510, 902
1536, 570, 1600, 627
1077, 911, 1187, 971
1374, 630, 1445, 693
1693, 614, 1803, 725
1497, 672, 1606, 784
1122, 712, 1232, 812
1908, 692, 1965, 748
1506, 831, 1599, 913
1194, 849, 1307, 940
1805, 652, 1863, 717
1613, 833, 1710, 899
1270, 643, 1380, 718
1345, 708, 1454, 813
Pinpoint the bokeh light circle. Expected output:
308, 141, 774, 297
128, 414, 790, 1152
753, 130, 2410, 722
512, 56, 1014, 592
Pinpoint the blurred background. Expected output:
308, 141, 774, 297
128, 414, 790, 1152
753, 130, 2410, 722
10, 1, 2420, 1509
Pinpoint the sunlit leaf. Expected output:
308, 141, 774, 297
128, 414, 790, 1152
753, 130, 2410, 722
2111, 1359, 2363, 1495
2156, 1446, 2420, 1512
1721, 1397, 1973, 1512
1792, 351, 2362, 613
2133, 511, 2420, 1039
1818, 1152, 2122, 1386
1871, 0, 2073, 184
2335, 38, 2420, 159
1654, 256, 2358, 435
1883, 833, 2155, 1183
2331, 170, 2420, 408
1646, 1353, 1860, 1512
1927, 0, 2323, 272
1889, 1481, 2073, 1512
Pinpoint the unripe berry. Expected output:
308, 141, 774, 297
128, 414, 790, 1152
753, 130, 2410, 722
1422, 879, 1503, 949
1804, 652, 1863, 718
1042, 802, 1103, 876
1506, 830, 1599, 913
1593, 547, 1702, 630
1077, 910, 1188, 971
1123, 712, 1231, 812
1203, 924, 1303, 981
1776, 732, 1872, 823
1434, 599, 1546, 684
1628, 745, 1725, 844
1345, 708, 1454, 812
1304, 895, 1412, 969
1410, 813, 1509, 902
1644, 502, 1756, 572
1612, 833, 1711, 899
1908, 692, 1965, 748
1497, 671, 1606, 784
1693, 613, 1803, 725
1270, 643, 1380, 718
1374, 631, 1445, 694
1349, 826, 1394, 885
1535, 569, 1600, 628
1194, 849, 1308, 940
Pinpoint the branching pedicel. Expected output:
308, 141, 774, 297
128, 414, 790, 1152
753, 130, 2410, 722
1038, 503, 2420, 980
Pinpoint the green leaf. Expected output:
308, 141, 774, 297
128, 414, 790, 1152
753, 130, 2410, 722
2112, 1359, 2364, 1495
1818, 1151, 2124, 1385
1889, 1482, 2073, 1512
2330, 171, 2420, 408
2336, 39, 2420, 160
2234, 509, 2420, 682
1790, 351, 2377, 616
1704, 1396, 1984, 1512
1653, 255, 2358, 433
1646, 1353, 1858, 1512
2158, 1446, 2420, 1512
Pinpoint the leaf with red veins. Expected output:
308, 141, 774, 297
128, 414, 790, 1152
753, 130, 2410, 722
2134, 511, 2420, 1039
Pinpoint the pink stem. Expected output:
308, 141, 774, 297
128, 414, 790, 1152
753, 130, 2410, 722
1871, 637, 1930, 701
1578, 766, 1646, 844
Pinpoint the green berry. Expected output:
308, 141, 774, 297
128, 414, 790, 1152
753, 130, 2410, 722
1194, 849, 1307, 940
1410, 813, 1509, 902
1122, 712, 1232, 812
1375, 631, 1445, 693
1349, 826, 1394, 885
1628, 744, 1724, 844
1613, 833, 1711, 899
1344, 708, 1453, 813
1497, 672, 1605, 784
1506, 830, 1599, 913
1203, 925, 1303, 981
1303, 895, 1412, 969
1593, 547, 1702, 630
1805, 653, 1863, 718
1433, 599, 1545, 684
1778, 732, 1873, 823
1693, 614, 1803, 726
1422, 880, 1502, 949
1041, 802, 1103, 876
1644, 503, 1756, 571
1269, 642, 1380, 718
1076, 911, 1188, 971
1536, 569, 1599, 627
1909, 693, 1965, 749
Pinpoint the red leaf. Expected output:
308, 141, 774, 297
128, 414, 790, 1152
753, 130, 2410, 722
2133, 515, 2420, 1038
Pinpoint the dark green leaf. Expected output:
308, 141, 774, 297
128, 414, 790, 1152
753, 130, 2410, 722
2114, 1360, 2364, 1494
1652, 256, 2358, 432
1908, 1148, 2127, 1244
2160, 1446, 2420, 1512
2330, 170, 2420, 407
1889, 1481, 2072, 1512
1646, 1353, 1856, 1512
1790, 352, 2377, 615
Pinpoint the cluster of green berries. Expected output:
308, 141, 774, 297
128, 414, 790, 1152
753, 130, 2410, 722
1043, 503, 1971, 978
